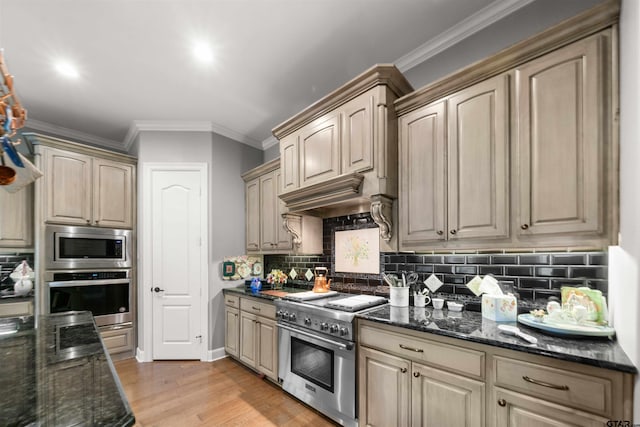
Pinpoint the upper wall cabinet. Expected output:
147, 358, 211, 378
242, 159, 322, 255
396, 0, 618, 251
273, 65, 414, 252
0, 184, 33, 248
28, 134, 137, 229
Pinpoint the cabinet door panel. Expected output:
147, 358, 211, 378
448, 74, 509, 240
299, 114, 340, 187
260, 172, 277, 250
517, 34, 605, 237
45, 148, 92, 225
245, 178, 260, 251
412, 362, 484, 427
494, 388, 607, 427
0, 185, 33, 247
359, 346, 410, 427
256, 316, 277, 381
224, 307, 239, 357
342, 93, 374, 174
239, 311, 256, 366
399, 102, 446, 249
93, 159, 133, 228
280, 134, 299, 192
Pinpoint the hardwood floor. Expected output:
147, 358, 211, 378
114, 357, 338, 426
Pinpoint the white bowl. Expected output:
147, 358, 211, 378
447, 301, 464, 312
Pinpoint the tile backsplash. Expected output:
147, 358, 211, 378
264, 213, 608, 305
0, 253, 35, 287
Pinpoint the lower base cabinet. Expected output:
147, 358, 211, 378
224, 306, 239, 358
359, 346, 484, 427
99, 325, 134, 358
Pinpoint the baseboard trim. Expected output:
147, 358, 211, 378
207, 347, 227, 362
136, 347, 149, 363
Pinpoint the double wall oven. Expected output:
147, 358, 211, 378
42, 225, 134, 330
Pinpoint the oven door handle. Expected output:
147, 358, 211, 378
277, 323, 353, 350
48, 278, 130, 287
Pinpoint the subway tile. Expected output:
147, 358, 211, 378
505, 266, 534, 276
479, 266, 503, 275
390, 255, 406, 263
465, 255, 489, 264
490, 255, 518, 265
405, 255, 424, 264
551, 254, 586, 265
516, 289, 534, 300
443, 275, 465, 284
586, 280, 609, 293
550, 279, 585, 289
455, 266, 477, 275
535, 267, 568, 277
415, 265, 433, 274
533, 289, 561, 301
588, 253, 608, 265
453, 286, 475, 296
519, 278, 550, 289
570, 267, 607, 279
444, 255, 465, 264
384, 264, 398, 272
518, 254, 549, 265
423, 255, 443, 264
436, 284, 454, 294
434, 265, 454, 274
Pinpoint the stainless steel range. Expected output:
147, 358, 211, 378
276, 291, 387, 427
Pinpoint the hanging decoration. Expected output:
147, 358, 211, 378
0, 49, 42, 191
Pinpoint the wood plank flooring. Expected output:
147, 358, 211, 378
114, 357, 338, 427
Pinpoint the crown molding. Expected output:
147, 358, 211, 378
26, 119, 126, 152
123, 120, 263, 151
395, 0, 535, 72
261, 136, 278, 150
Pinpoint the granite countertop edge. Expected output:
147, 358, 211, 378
222, 286, 637, 374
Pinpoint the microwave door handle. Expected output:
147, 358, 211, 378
277, 323, 353, 351
48, 278, 130, 287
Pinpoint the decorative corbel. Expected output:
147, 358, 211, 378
370, 194, 393, 242
282, 213, 302, 248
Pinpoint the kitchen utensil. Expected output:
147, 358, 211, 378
413, 294, 430, 308
498, 324, 538, 344
0, 152, 15, 185
312, 267, 331, 293
389, 286, 409, 307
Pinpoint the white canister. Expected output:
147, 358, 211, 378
413, 294, 431, 308
389, 286, 409, 307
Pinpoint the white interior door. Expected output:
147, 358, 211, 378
149, 166, 207, 359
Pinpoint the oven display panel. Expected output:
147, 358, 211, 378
291, 336, 335, 393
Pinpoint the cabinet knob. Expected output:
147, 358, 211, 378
498, 399, 506, 407
449, 229, 457, 235
95, 220, 100, 224
400, 368, 407, 374
86, 219, 91, 224
521, 224, 529, 230
413, 372, 420, 378
436, 230, 443, 236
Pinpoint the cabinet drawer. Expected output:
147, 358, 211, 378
100, 326, 134, 355
0, 300, 33, 317
224, 294, 240, 308
240, 298, 275, 319
360, 325, 484, 378
493, 355, 612, 416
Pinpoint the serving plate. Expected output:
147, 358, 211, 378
517, 314, 615, 338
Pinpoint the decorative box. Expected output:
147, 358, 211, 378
482, 294, 517, 322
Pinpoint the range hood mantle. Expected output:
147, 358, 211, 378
272, 64, 413, 251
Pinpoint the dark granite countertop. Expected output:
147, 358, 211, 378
0, 312, 135, 426
359, 304, 637, 374
223, 285, 310, 301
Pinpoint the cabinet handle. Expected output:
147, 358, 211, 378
399, 344, 424, 353
86, 219, 91, 224
522, 376, 569, 390
436, 230, 444, 236
252, 306, 261, 311
498, 399, 506, 407
413, 372, 420, 378
400, 368, 407, 373
449, 229, 457, 235
521, 224, 529, 230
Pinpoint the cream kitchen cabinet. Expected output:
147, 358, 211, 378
30, 134, 136, 229
399, 74, 509, 250
237, 296, 278, 382
242, 159, 321, 254
515, 30, 614, 246
0, 184, 33, 248
224, 294, 240, 358
299, 113, 341, 188
359, 326, 485, 427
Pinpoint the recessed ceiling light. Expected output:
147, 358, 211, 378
54, 61, 79, 79
192, 41, 214, 64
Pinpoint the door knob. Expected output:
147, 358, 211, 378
413, 372, 420, 378
153, 287, 165, 293
521, 224, 529, 230
450, 229, 457, 235
498, 399, 506, 407
400, 368, 407, 373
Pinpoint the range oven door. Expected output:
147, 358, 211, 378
278, 323, 357, 427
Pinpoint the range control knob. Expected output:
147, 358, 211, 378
289, 313, 297, 322
339, 327, 349, 336
330, 324, 339, 333
282, 312, 289, 321
304, 317, 312, 326
277, 310, 284, 319
320, 322, 329, 331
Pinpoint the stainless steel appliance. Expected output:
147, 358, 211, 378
45, 225, 132, 270
276, 293, 387, 427
44, 270, 132, 327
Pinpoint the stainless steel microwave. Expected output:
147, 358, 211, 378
45, 225, 132, 270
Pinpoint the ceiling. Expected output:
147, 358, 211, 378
0, 0, 535, 151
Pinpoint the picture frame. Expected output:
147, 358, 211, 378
222, 261, 236, 278
334, 227, 380, 274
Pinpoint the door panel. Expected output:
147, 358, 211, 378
448, 74, 509, 240
151, 170, 203, 359
280, 133, 299, 192
275, 170, 292, 250
342, 93, 374, 174
245, 178, 260, 251
239, 311, 256, 366
45, 148, 92, 225
256, 317, 277, 380
93, 159, 133, 228
299, 114, 340, 187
